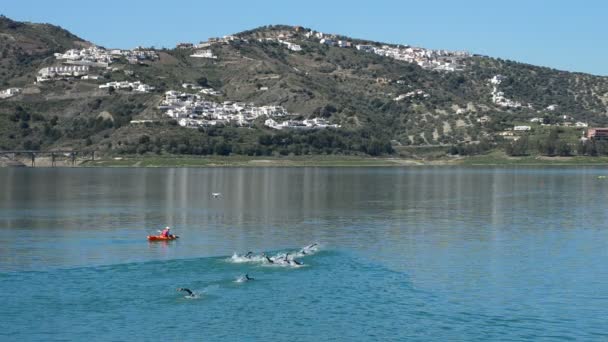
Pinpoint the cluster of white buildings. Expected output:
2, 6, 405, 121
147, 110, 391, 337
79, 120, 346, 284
305, 31, 326, 40
301, 29, 469, 71
200, 88, 222, 96
305, 31, 350, 47
264, 118, 340, 130
54, 46, 112, 67
0, 88, 21, 99
253, 29, 466, 70
54, 46, 158, 67
159, 90, 340, 129
176, 27, 470, 72
38, 46, 159, 83
180, 27, 469, 72
513, 125, 531, 131
37, 65, 90, 82
489, 75, 523, 108
110, 47, 159, 64
270, 38, 302, 52
281, 40, 302, 51
357, 44, 468, 71
546, 104, 558, 111
181, 83, 223, 96
178, 35, 245, 50
207, 35, 241, 44
393, 90, 430, 101
257, 37, 302, 51
190, 50, 218, 59
183, 36, 252, 58
182, 83, 202, 90
321, 38, 352, 48
529, 117, 588, 128
159, 91, 289, 127
99, 81, 155, 93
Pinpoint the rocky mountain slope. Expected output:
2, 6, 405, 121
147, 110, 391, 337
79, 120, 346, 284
1, 17, 608, 157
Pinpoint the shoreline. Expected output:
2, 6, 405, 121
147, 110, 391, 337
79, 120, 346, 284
81, 154, 608, 167
4, 153, 608, 168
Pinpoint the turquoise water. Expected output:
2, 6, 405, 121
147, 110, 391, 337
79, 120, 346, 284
1, 167, 608, 341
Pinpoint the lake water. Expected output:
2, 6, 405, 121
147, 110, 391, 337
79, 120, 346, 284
1, 167, 608, 341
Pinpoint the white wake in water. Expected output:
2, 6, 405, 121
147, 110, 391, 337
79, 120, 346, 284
227, 243, 321, 268
179, 284, 221, 299
234, 274, 255, 283
229, 253, 267, 263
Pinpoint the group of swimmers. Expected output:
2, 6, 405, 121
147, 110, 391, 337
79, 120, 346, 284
233, 243, 318, 267
177, 243, 319, 298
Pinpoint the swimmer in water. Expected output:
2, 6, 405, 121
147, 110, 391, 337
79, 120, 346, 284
300, 243, 318, 254
244, 251, 254, 259
236, 274, 255, 283
262, 253, 274, 264
177, 288, 196, 297
280, 253, 301, 265
289, 259, 303, 266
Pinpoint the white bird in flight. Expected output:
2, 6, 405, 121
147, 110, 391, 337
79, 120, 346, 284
212, 192, 222, 198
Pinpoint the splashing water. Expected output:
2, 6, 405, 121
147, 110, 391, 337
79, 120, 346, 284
228, 243, 321, 267
234, 274, 255, 283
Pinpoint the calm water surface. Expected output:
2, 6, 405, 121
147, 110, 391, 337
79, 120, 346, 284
1, 167, 608, 341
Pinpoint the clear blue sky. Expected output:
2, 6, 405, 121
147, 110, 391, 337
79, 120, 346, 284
3, 0, 607, 75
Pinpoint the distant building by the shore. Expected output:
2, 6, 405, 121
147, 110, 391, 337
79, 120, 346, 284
587, 128, 608, 140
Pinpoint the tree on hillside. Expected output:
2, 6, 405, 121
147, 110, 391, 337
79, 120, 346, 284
506, 136, 529, 156
196, 77, 208, 87
556, 140, 572, 156
365, 138, 389, 156
313, 104, 338, 118
538, 129, 559, 156
596, 141, 608, 155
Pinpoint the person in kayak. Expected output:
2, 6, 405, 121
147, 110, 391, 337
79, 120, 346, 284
160, 227, 171, 238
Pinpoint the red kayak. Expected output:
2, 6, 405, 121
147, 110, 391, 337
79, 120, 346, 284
147, 235, 179, 241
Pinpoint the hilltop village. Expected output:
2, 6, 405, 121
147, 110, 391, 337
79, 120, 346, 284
179, 27, 470, 72
158, 90, 340, 130
33, 46, 159, 87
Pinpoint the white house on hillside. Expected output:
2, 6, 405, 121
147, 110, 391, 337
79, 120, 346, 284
0, 88, 21, 99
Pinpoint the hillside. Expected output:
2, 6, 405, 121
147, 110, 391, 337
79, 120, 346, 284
0, 15, 89, 86
1, 18, 608, 159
